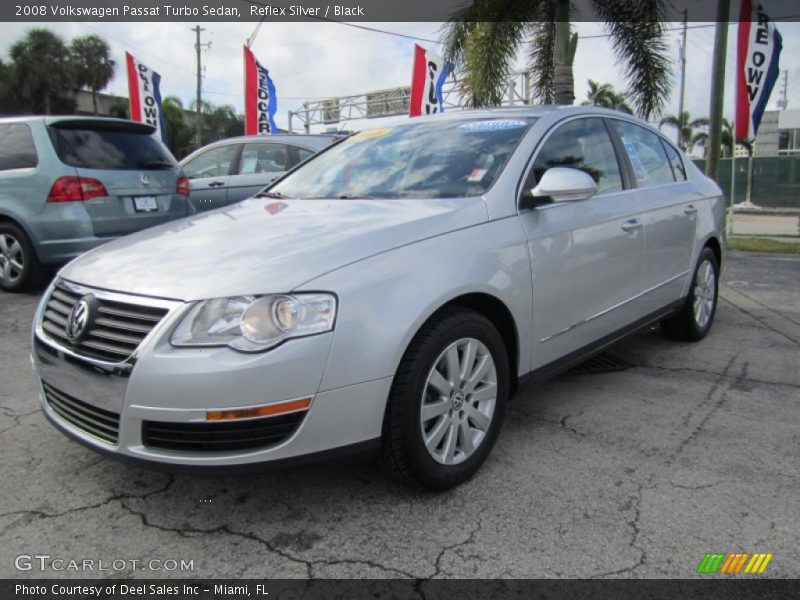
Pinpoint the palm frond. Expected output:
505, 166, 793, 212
592, 0, 671, 120
462, 21, 529, 107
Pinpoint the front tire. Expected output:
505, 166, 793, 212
0, 222, 46, 293
661, 246, 719, 341
381, 307, 509, 490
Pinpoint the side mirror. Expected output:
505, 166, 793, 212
529, 167, 598, 205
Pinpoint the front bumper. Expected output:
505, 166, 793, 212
31, 281, 389, 469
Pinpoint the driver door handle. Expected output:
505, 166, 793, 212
684, 204, 698, 215
621, 219, 643, 233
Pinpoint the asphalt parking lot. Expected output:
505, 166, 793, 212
1, 251, 798, 579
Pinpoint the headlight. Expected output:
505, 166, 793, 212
171, 293, 336, 352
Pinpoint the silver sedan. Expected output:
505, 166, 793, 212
31, 107, 725, 489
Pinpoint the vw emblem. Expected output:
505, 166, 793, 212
66, 296, 93, 341
140, 173, 150, 187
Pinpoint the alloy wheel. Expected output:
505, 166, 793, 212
693, 259, 716, 329
420, 337, 497, 465
0, 234, 24, 285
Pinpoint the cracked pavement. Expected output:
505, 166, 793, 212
0, 251, 798, 579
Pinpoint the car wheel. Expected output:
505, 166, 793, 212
381, 307, 509, 490
0, 223, 46, 293
661, 246, 719, 341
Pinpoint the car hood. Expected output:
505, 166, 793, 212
60, 196, 488, 301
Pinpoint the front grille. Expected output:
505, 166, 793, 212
142, 411, 307, 453
43, 381, 120, 444
41, 281, 168, 363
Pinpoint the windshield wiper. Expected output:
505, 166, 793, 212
336, 194, 375, 199
257, 190, 292, 199
138, 159, 174, 169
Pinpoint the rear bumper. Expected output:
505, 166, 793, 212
30, 195, 192, 265
36, 235, 116, 265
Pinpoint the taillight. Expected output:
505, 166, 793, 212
47, 176, 108, 202
176, 176, 190, 197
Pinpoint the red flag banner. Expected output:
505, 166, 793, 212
244, 46, 278, 135
736, 0, 783, 140
409, 44, 450, 118
125, 52, 168, 144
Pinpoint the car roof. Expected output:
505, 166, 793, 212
0, 115, 156, 130
205, 133, 340, 144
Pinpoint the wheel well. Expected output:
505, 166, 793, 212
704, 236, 722, 268
435, 292, 520, 393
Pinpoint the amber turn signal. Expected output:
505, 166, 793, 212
207, 397, 312, 421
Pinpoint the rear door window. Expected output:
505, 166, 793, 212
296, 147, 314, 164
238, 143, 291, 174
611, 120, 675, 187
0, 123, 38, 170
661, 140, 687, 181
49, 122, 177, 171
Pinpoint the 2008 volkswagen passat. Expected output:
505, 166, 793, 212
32, 108, 725, 489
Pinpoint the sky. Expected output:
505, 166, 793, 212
1, 19, 799, 142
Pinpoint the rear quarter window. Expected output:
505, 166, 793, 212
0, 123, 38, 171
48, 123, 177, 171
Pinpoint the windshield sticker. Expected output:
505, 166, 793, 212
457, 120, 528, 133
467, 168, 488, 182
350, 128, 392, 141
624, 141, 647, 180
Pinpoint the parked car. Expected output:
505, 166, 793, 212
0, 116, 191, 293
31, 108, 725, 489
180, 134, 337, 211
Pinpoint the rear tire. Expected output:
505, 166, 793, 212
661, 246, 719, 341
0, 222, 47, 293
381, 307, 509, 490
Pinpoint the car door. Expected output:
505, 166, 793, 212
516, 117, 645, 369
181, 143, 240, 212
225, 142, 296, 204
609, 120, 698, 313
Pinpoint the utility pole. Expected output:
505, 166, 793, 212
777, 70, 788, 109
677, 9, 688, 149
192, 26, 209, 148
705, 0, 730, 181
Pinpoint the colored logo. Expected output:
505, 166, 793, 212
696, 552, 773, 575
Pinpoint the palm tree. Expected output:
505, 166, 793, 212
582, 80, 633, 114
442, 0, 671, 120
691, 118, 752, 158
70, 35, 115, 115
161, 96, 193, 158
659, 111, 709, 152
583, 80, 614, 107
9, 28, 77, 114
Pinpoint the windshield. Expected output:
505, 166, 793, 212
269, 117, 536, 199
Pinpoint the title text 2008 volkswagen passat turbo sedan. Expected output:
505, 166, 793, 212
32, 108, 724, 489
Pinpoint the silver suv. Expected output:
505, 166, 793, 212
0, 116, 191, 292
31, 108, 725, 489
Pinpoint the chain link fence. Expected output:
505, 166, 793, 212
692, 157, 800, 208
